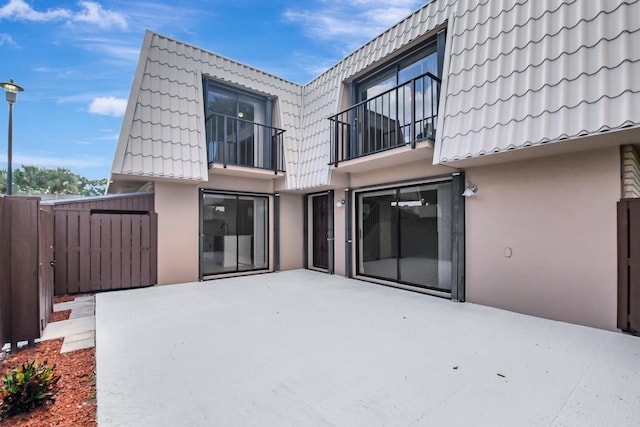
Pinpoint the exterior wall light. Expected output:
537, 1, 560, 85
1, 79, 24, 196
462, 183, 477, 197
336, 199, 345, 207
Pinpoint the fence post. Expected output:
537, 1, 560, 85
0, 197, 43, 349
0, 197, 9, 346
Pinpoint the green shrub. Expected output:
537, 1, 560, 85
0, 360, 61, 419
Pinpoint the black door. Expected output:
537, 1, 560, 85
313, 195, 329, 269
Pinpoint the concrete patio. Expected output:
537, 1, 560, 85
96, 270, 640, 426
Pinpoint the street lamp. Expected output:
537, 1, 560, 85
0, 79, 24, 195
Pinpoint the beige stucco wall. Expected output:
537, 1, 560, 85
155, 173, 289, 285
465, 147, 621, 330
202, 173, 275, 194
155, 181, 200, 285
348, 159, 455, 189
333, 190, 347, 276
279, 192, 304, 270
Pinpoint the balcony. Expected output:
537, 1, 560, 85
205, 112, 286, 173
329, 71, 441, 167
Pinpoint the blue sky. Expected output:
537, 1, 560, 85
0, 0, 424, 179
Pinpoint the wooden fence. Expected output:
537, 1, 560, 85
52, 196, 157, 295
0, 196, 54, 347
0, 193, 157, 347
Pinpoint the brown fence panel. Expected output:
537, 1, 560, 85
9, 198, 40, 343
89, 214, 101, 292
67, 210, 81, 294
0, 197, 50, 347
79, 211, 91, 293
110, 217, 122, 290
150, 213, 158, 285
54, 211, 68, 296
38, 207, 55, 335
130, 215, 142, 286
0, 197, 9, 345
121, 217, 132, 289
98, 214, 112, 289
54, 209, 157, 295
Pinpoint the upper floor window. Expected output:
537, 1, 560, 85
356, 42, 438, 102
203, 79, 285, 172
329, 32, 445, 166
205, 81, 271, 127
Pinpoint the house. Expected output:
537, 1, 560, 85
108, 0, 640, 332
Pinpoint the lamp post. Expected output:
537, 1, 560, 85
0, 79, 24, 195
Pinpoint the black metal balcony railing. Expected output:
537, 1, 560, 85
205, 112, 286, 173
329, 71, 441, 166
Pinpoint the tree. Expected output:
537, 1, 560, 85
45, 167, 80, 195
14, 165, 48, 194
0, 169, 6, 194
77, 176, 109, 197
0, 165, 107, 196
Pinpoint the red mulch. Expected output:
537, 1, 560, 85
0, 340, 96, 426
48, 311, 70, 323
0, 294, 96, 426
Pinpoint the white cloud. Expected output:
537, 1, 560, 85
0, 32, 18, 47
291, 52, 337, 78
0, 0, 127, 30
95, 133, 119, 141
74, 1, 127, 30
76, 37, 140, 61
88, 96, 127, 117
284, 0, 424, 45
58, 93, 97, 104
112, 1, 207, 32
95, 129, 119, 140
0, 0, 70, 21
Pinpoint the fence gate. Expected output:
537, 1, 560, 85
618, 199, 640, 334
0, 197, 53, 347
38, 206, 55, 334
54, 209, 157, 295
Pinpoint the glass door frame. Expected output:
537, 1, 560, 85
354, 178, 454, 293
304, 190, 335, 274
199, 189, 271, 279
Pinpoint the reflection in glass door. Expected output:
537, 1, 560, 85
205, 82, 267, 168
201, 192, 268, 276
357, 181, 452, 291
312, 194, 329, 269
359, 189, 398, 281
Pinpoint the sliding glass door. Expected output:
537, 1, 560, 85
201, 192, 268, 276
357, 181, 452, 291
